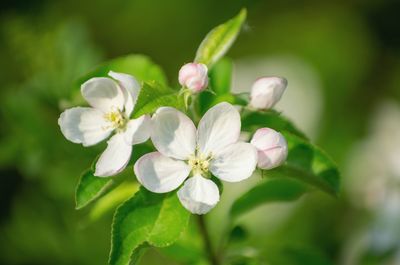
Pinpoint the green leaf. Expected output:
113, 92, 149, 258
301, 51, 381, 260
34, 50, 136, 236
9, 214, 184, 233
132, 81, 184, 118
241, 110, 308, 140
230, 178, 307, 219
195, 9, 246, 68
76, 54, 167, 88
75, 144, 153, 210
109, 188, 190, 265
266, 132, 340, 196
75, 169, 114, 210
232, 93, 250, 106
159, 219, 205, 264
209, 57, 233, 95
89, 182, 139, 221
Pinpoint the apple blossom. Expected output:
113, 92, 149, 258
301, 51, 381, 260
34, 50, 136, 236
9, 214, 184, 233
250, 128, 288, 170
249, 77, 287, 110
134, 102, 257, 214
58, 71, 151, 177
178, 62, 209, 93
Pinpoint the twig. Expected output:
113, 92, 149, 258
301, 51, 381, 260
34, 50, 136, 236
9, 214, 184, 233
197, 215, 220, 265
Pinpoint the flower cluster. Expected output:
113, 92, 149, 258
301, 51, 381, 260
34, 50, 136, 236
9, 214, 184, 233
58, 64, 288, 214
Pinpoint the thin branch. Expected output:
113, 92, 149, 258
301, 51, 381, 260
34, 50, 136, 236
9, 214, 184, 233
197, 215, 220, 265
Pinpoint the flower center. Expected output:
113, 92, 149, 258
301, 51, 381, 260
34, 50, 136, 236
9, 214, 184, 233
104, 110, 127, 131
188, 152, 212, 176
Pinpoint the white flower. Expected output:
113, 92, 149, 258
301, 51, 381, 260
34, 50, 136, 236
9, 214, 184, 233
134, 102, 257, 214
178, 62, 209, 93
250, 128, 288, 169
58, 71, 151, 177
249, 77, 287, 110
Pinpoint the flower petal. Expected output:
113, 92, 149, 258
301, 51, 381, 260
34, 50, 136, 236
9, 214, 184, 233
250, 128, 288, 169
81, 77, 125, 112
210, 142, 257, 182
177, 175, 220, 215
134, 152, 190, 193
94, 133, 132, 177
151, 107, 196, 160
249, 77, 287, 110
122, 115, 151, 145
250, 128, 282, 150
108, 71, 140, 117
197, 102, 241, 156
58, 107, 112, 146
257, 147, 287, 170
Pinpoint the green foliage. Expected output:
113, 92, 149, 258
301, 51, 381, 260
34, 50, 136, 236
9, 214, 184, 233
160, 220, 205, 264
75, 169, 114, 209
132, 81, 184, 118
195, 9, 247, 68
240, 110, 340, 196
89, 182, 139, 221
75, 143, 152, 210
276, 132, 340, 196
198, 58, 235, 114
230, 178, 308, 219
109, 188, 190, 265
241, 110, 308, 140
75, 54, 168, 88
209, 57, 233, 94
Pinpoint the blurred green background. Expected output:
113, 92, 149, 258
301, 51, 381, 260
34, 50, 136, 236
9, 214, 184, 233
1, 0, 400, 264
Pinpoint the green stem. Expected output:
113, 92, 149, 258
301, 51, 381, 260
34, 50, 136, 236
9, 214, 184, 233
197, 215, 220, 265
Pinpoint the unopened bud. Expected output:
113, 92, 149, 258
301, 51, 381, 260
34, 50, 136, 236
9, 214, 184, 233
179, 63, 208, 93
250, 128, 288, 170
249, 77, 287, 110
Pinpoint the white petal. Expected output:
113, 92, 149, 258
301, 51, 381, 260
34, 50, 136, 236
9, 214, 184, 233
94, 133, 132, 177
250, 128, 288, 169
250, 128, 282, 150
134, 152, 190, 193
197, 102, 241, 156
249, 77, 287, 110
210, 142, 257, 182
122, 115, 151, 145
177, 175, 220, 215
58, 107, 112, 146
257, 147, 287, 170
151, 107, 196, 160
108, 71, 140, 117
81, 77, 125, 112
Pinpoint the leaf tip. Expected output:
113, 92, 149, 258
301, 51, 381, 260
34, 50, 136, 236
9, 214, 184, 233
238, 8, 247, 21
75, 202, 84, 210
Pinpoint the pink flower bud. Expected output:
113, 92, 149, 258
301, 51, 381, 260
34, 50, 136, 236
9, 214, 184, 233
178, 63, 209, 93
250, 128, 288, 170
249, 77, 287, 110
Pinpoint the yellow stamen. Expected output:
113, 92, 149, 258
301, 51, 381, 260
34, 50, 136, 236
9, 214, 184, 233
188, 151, 213, 176
104, 110, 127, 130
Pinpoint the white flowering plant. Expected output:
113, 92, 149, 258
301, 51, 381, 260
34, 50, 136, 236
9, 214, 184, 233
58, 9, 340, 265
